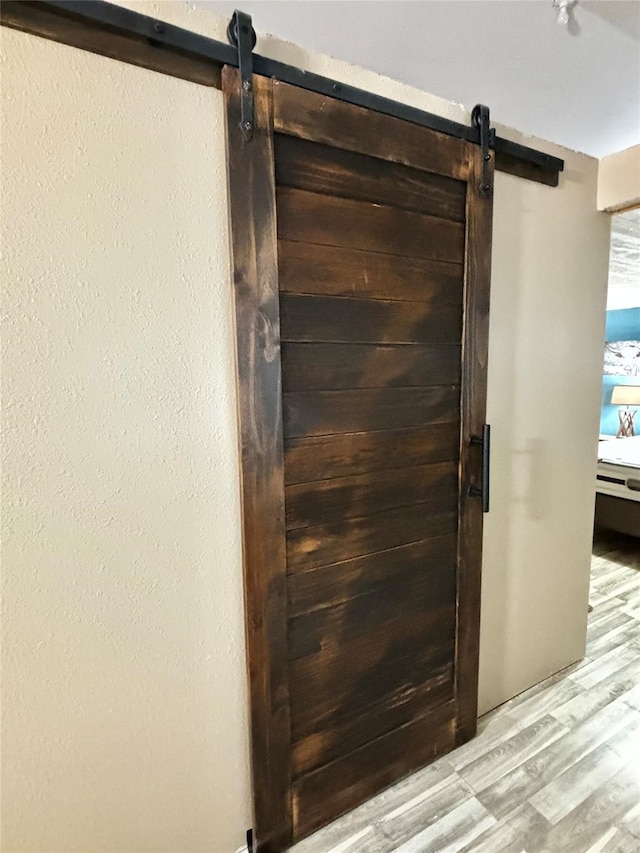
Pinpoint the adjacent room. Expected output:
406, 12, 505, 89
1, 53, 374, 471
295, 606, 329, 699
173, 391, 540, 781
2, 2, 639, 852
595, 208, 640, 539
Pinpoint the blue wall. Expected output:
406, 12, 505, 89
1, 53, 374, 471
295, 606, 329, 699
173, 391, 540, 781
605, 307, 640, 342
601, 307, 640, 436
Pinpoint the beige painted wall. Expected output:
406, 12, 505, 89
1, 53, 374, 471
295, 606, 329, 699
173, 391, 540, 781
479, 157, 609, 713
597, 143, 640, 212
0, 11, 251, 853
1, 3, 610, 851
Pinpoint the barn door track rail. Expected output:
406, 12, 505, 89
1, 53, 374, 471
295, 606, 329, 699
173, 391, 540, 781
1, 0, 564, 186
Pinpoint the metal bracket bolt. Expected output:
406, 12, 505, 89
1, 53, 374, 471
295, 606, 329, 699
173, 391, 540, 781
472, 104, 495, 197
227, 10, 257, 141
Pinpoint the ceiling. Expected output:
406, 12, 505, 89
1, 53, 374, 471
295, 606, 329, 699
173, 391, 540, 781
201, 0, 640, 157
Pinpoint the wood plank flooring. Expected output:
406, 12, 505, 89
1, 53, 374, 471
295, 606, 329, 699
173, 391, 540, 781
288, 530, 640, 853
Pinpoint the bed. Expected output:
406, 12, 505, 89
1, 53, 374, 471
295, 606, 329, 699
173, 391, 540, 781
595, 436, 640, 538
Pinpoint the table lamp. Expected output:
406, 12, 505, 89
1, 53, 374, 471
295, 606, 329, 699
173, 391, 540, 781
611, 385, 640, 438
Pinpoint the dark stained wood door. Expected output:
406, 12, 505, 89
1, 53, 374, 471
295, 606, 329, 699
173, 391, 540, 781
223, 67, 493, 853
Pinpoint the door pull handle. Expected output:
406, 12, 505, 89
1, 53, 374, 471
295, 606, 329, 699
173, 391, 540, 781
469, 424, 491, 513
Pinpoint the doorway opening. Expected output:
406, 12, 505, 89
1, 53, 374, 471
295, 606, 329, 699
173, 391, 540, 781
592, 206, 640, 604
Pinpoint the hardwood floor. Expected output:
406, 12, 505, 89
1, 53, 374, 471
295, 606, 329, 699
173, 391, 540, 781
289, 530, 640, 853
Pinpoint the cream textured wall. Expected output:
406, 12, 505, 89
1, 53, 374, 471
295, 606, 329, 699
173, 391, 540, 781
597, 143, 640, 211
0, 12, 251, 853
478, 150, 610, 714
1, 2, 610, 851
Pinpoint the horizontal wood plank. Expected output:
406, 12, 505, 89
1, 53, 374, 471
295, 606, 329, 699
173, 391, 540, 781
275, 134, 467, 222
273, 79, 470, 181
289, 562, 456, 659
287, 497, 459, 573
282, 342, 461, 392
289, 605, 455, 739
292, 701, 457, 838
280, 293, 462, 346
292, 692, 455, 780
286, 460, 457, 530
279, 241, 464, 303
277, 188, 465, 263
283, 385, 460, 438
284, 425, 460, 485
287, 534, 458, 618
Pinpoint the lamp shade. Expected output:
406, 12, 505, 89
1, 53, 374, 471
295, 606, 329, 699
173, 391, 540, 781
611, 385, 640, 406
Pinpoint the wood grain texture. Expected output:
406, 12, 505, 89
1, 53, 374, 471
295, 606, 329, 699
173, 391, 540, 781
223, 67, 291, 853
288, 569, 456, 660
275, 134, 467, 221
287, 497, 458, 573
279, 241, 464, 303
0, 1, 221, 87
280, 293, 462, 345
292, 704, 457, 839
384, 794, 497, 853
454, 145, 494, 746
277, 187, 466, 263
287, 534, 458, 617
273, 79, 470, 181
282, 342, 461, 392
288, 535, 640, 853
459, 714, 569, 794
284, 425, 460, 485
283, 385, 460, 438
229, 76, 493, 847
288, 598, 456, 674
288, 735, 460, 853
495, 149, 560, 188
290, 609, 456, 741
292, 684, 456, 779
286, 460, 457, 530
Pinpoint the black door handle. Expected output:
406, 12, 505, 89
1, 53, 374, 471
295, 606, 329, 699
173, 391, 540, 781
469, 424, 491, 513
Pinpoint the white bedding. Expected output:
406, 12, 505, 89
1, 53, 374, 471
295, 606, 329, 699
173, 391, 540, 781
597, 436, 640, 504
598, 435, 640, 469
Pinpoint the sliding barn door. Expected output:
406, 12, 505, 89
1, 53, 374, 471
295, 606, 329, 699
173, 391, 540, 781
223, 67, 493, 852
